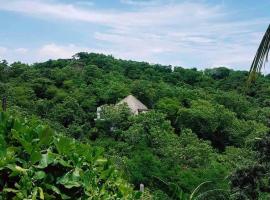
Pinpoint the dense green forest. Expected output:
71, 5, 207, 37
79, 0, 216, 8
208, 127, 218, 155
1, 52, 270, 199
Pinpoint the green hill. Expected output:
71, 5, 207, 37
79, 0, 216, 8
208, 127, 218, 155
1, 53, 270, 199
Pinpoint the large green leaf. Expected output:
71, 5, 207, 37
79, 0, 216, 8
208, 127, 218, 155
58, 168, 82, 189
45, 184, 71, 199
37, 126, 54, 146
30, 150, 42, 164
37, 151, 57, 168
33, 171, 46, 180
54, 136, 75, 155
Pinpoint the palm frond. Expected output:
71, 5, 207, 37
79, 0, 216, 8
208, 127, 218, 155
194, 189, 230, 200
248, 24, 270, 82
189, 181, 211, 200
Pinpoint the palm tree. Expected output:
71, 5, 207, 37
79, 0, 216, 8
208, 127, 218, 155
248, 24, 270, 82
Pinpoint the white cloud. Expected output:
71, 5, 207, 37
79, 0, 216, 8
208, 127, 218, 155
75, 1, 94, 7
0, 47, 31, 63
0, 0, 222, 27
37, 43, 112, 61
0, 44, 104, 63
14, 48, 28, 54
0, 0, 111, 24
0, 0, 269, 72
38, 43, 82, 59
0, 47, 8, 54
120, 0, 162, 6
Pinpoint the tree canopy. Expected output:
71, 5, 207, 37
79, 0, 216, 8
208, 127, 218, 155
1, 53, 270, 199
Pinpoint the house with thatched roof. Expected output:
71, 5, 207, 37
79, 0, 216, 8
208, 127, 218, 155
95, 95, 148, 120
117, 95, 148, 115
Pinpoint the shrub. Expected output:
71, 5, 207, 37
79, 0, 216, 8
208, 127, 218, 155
0, 112, 139, 199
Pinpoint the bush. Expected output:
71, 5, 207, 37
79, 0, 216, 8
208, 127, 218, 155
0, 112, 139, 199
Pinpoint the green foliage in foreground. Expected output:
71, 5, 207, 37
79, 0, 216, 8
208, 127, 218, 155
0, 112, 139, 199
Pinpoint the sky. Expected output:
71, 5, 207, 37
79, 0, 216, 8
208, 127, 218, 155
0, 0, 269, 73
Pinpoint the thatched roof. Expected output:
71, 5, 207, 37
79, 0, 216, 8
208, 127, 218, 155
117, 95, 148, 115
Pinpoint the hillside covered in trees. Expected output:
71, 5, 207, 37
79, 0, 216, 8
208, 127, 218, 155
1, 53, 270, 199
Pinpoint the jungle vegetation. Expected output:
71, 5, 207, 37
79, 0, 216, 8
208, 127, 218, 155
0, 52, 270, 199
